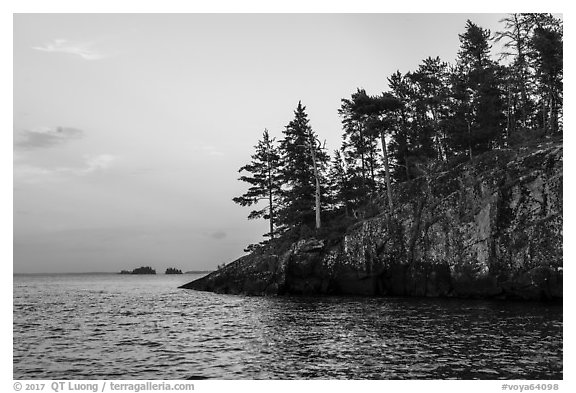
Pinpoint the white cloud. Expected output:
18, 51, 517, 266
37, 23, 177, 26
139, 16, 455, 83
14, 127, 84, 149
13, 154, 118, 184
32, 39, 107, 60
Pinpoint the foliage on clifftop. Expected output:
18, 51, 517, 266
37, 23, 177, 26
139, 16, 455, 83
248, 134, 562, 257
233, 14, 562, 256
182, 136, 562, 300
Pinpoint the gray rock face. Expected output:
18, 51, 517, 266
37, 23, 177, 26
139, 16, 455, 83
181, 140, 562, 300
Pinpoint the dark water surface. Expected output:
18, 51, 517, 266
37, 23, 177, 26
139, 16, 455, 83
13, 274, 562, 379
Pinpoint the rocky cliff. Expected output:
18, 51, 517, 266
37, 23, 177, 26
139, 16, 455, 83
181, 140, 563, 300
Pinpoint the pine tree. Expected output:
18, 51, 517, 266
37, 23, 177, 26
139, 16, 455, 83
368, 93, 404, 213
447, 20, 505, 157
278, 102, 328, 231
387, 71, 414, 181
386, 68, 441, 180
495, 13, 534, 131
409, 57, 451, 161
346, 91, 403, 213
339, 89, 382, 196
326, 149, 351, 216
529, 22, 563, 134
232, 129, 282, 239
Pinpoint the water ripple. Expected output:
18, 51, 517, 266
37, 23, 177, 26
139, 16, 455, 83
13, 274, 562, 379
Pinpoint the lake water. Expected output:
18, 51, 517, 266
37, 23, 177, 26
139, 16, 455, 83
13, 273, 562, 380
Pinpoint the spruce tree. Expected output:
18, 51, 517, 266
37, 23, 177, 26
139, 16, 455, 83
278, 102, 328, 231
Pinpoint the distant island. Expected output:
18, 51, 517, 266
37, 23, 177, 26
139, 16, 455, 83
120, 266, 156, 275
118, 267, 212, 275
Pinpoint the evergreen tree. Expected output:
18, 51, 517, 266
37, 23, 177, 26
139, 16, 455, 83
367, 93, 404, 213
278, 102, 328, 231
445, 63, 473, 157
447, 20, 505, 157
233, 129, 282, 239
495, 13, 534, 131
386, 67, 444, 180
529, 22, 563, 134
409, 57, 451, 161
494, 13, 563, 135
346, 91, 403, 213
387, 71, 414, 181
231, 14, 563, 250
339, 89, 382, 198
326, 149, 352, 216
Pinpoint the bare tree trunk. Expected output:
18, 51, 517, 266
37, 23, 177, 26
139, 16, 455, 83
266, 148, 275, 239
380, 131, 394, 213
339, 159, 349, 218
268, 176, 274, 239
308, 137, 322, 230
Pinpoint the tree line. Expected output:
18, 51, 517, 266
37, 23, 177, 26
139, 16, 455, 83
233, 14, 563, 250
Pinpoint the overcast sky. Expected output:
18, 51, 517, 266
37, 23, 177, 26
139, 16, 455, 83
13, 13, 515, 273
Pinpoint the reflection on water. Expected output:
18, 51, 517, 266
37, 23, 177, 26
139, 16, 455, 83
13, 274, 562, 379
